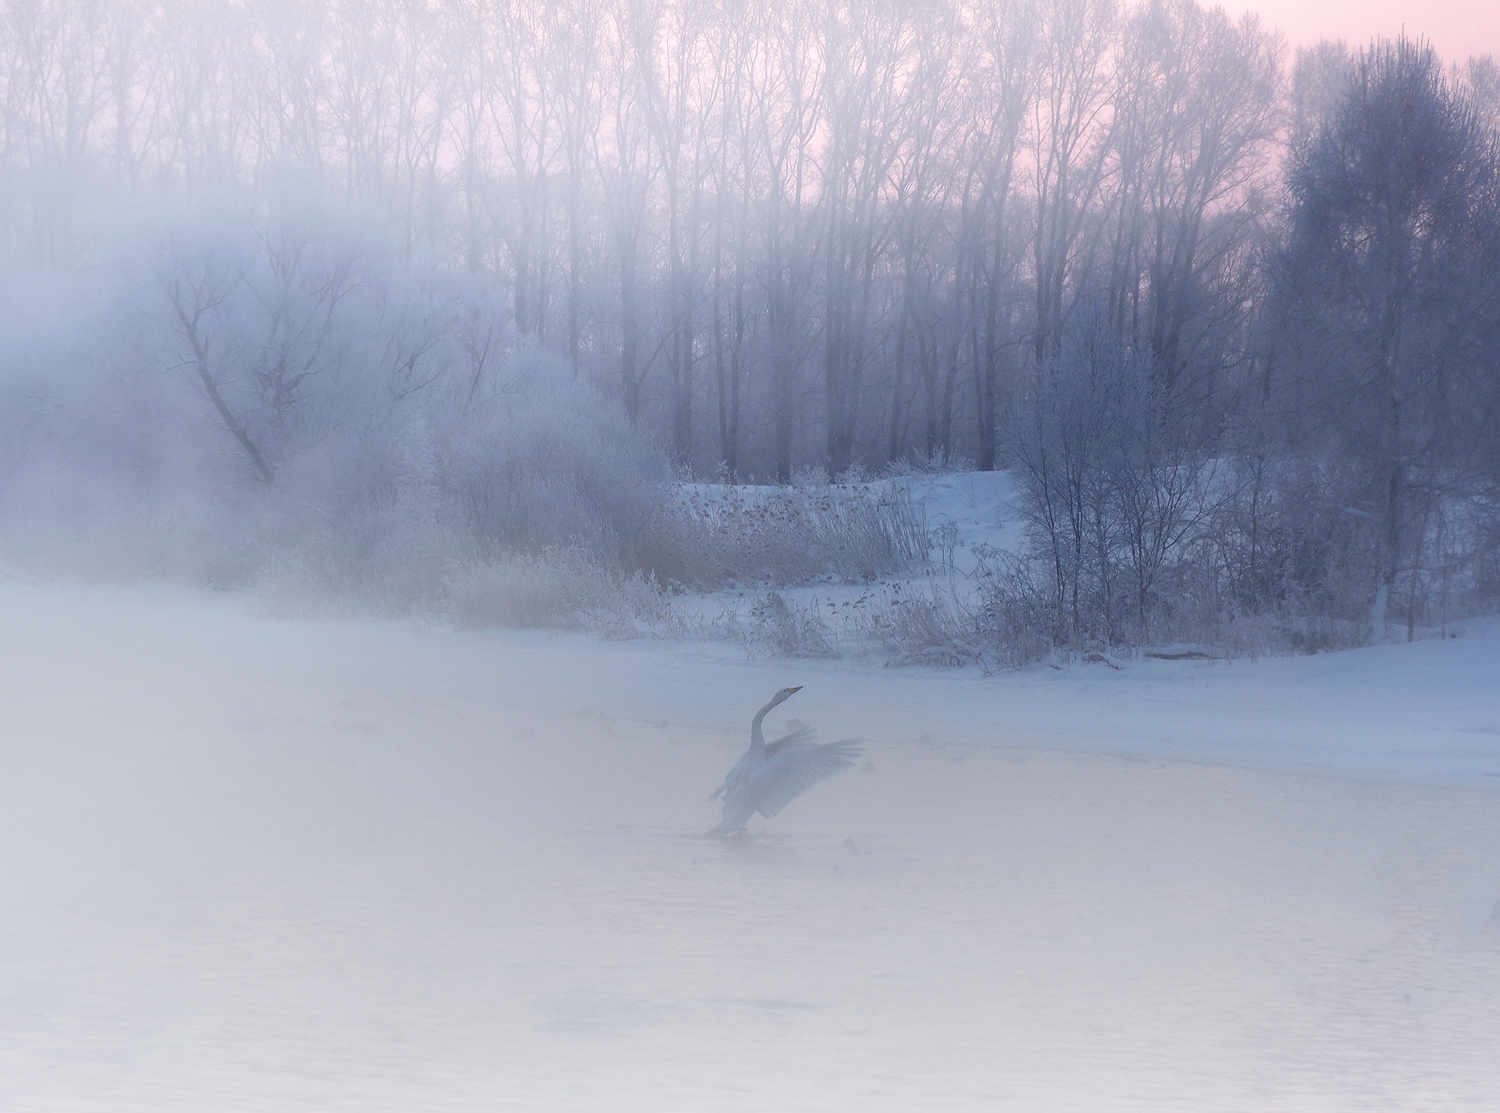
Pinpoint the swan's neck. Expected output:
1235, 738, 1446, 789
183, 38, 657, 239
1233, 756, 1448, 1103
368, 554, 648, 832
750, 699, 779, 750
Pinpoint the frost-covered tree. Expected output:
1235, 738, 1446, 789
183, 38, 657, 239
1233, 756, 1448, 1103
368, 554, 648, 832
1276, 37, 1500, 636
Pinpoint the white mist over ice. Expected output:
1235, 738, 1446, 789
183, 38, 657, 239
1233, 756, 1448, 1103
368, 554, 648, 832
2, 581, 1499, 1111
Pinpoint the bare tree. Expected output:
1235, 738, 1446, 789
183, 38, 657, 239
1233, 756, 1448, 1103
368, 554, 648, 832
639, 0, 719, 464
1107, 1, 1280, 402
546, 0, 605, 374
1029, 0, 1117, 360
753, 3, 824, 481
963, 0, 1037, 468
488, 0, 558, 339
155, 204, 374, 484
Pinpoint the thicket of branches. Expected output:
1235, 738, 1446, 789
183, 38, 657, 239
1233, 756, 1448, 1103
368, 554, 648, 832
2, 0, 1500, 648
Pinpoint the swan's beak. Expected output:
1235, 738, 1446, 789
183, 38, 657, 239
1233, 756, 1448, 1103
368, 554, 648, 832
786, 686, 802, 694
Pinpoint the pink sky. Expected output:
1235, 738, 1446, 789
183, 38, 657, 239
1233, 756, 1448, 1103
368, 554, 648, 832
1221, 0, 1500, 63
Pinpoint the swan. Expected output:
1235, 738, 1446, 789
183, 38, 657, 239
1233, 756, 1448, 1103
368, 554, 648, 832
708, 686, 862, 836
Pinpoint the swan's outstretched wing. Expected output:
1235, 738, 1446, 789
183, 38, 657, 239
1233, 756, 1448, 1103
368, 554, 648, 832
752, 739, 862, 818
764, 726, 816, 757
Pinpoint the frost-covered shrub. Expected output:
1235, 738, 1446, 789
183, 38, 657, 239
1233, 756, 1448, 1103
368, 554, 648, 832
443, 354, 666, 565
447, 546, 671, 632
856, 586, 986, 668
1012, 323, 1213, 648
1207, 452, 1377, 625
256, 349, 669, 615
969, 551, 1062, 668
999, 315, 1410, 659
878, 448, 976, 477
741, 592, 838, 658
647, 482, 929, 588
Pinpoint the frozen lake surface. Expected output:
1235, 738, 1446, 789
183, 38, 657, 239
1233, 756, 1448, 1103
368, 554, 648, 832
3, 581, 1498, 1111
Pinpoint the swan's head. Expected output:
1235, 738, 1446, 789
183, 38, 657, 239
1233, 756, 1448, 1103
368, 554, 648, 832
771, 685, 802, 706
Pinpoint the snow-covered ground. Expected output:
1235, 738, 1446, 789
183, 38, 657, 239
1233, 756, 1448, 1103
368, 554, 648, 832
3, 579, 1499, 1111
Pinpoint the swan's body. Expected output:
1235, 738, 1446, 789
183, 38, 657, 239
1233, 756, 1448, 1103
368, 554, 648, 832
708, 687, 862, 836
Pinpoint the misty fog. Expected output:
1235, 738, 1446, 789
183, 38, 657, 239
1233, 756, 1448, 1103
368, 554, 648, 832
3, 0, 1500, 1108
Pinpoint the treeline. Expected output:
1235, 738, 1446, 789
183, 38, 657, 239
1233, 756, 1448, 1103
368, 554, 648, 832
3, 0, 1500, 643
0, 0, 1363, 469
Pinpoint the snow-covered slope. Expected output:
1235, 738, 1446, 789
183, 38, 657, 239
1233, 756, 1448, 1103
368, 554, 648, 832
2, 581, 1498, 1111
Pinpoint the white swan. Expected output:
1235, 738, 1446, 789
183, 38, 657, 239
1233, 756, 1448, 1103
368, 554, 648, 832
708, 686, 862, 836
